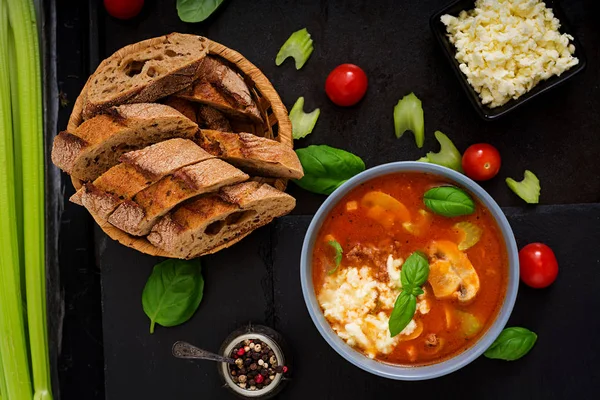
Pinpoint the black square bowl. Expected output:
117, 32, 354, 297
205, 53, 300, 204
430, 0, 587, 121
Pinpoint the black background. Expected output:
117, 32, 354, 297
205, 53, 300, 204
53, 0, 600, 399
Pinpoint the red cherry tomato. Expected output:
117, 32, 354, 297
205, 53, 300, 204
104, 0, 144, 20
325, 64, 368, 107
519, 243, 558, 288
461, 143, 501, 181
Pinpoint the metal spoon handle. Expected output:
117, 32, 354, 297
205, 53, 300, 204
172, 341, 235, 364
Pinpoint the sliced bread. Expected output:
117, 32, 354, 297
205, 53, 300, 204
163, 96, 198, 124
77, 139, 213, 219
196, 130, 303, 179
147, 182, 295, 259
108, 159, 249, 236
82, 33, 209, 119
163, 97, 232, 131
175, 56, 262, 123
51, 103, 198, 181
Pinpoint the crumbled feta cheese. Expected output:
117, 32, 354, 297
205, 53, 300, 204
386, 254, 403, 287
318, 265, 426, 358
441, 0, 579, 107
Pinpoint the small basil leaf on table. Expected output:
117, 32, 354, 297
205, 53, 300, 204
294, 145, 365, 195
506, 170, 540, 204
142, 258, 204, 334
289, 97, 320, 139
177, 0, 225, 23
423, 186, 475, 217
418, 131, 463, 172
484, 327, 537, 361
327, 240, 343, 275
400, 251, 430, 290
389, 291, 417, 337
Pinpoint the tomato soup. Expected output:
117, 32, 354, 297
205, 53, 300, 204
312, 172, 508, 365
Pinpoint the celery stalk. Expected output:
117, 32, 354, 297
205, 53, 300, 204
276, 28, 314, 70
418, 131, 463, 172
289, 97, 320, 139
0, 1, 33, 399
7, 0, 52, 399
506, 170, 540, 204
394, 92, 425, 148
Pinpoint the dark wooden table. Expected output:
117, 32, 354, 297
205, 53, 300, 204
52, 0, 600, 399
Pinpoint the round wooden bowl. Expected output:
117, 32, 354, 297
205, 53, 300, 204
67, 36, 293, 258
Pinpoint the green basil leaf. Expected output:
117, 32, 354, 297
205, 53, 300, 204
411, 287, 424, 296
400, 251, 430, 290
389, 291, 416, 337
506, 170, 540, 204
327, 240, 343, 275
294, 145, 365, 195
290, 97, 320, 139
176, 0, 225, 23
484, 327, 537, 361
418, 131, 463, 172
142, 259, 204, 334
423, 186, 475, 217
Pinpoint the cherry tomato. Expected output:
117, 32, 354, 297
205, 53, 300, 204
519, 243, 558, 288
325, 64, 368, 106
104, 0, 144, 20
461, 143, 501, 181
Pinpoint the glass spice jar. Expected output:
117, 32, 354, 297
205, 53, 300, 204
218, 324, 289, 399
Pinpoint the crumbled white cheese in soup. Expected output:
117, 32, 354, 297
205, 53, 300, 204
318, 257, 428, 358
441, 0, 579, 107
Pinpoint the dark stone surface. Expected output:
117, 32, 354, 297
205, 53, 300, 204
52, 0, 600, 399
100, 206, 600, 399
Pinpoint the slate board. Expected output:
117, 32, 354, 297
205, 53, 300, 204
102, 205, 600, 400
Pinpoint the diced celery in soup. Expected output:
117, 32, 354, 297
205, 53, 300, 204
312, 172, 508, 365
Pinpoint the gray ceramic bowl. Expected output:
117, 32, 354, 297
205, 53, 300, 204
300, 162, 519, 380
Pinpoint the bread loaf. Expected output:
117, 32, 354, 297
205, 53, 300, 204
108, 159, 249, 236
51, 103, 198, 181
196, 130, 304, 179
76, 139, 212, 219
82, 33, 209, 119
147, 182, 295, 259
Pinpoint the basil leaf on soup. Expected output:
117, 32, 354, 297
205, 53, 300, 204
142, 259, 204, 334
389, 291, 416, 337
294, 145, 365, 195
327, 240, 343, 275
176, 0, 225, 23
423, 186, 475, 217
484, 327, 538, 361
400, 251, 430, 290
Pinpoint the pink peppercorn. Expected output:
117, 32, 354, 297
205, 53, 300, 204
237, 348, 245, 356
282, 366, 288, 373
255, 374, 264, 384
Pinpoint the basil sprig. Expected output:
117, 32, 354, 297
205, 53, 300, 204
484, 327, 537, 361
327, 240, 343, 275
389, 252, 429, 337
142, 259, 204, 334
423, 186, 475, 217
177, 0, 225, 23
294, 145, 365, 195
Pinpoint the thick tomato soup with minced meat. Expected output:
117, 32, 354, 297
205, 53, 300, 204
312, 172, 508, 365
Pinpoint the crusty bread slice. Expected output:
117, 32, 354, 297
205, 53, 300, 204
196, 130, 303, 179
51, 103, 198, 181
82, 33, 209, 119
147, 182, 295, 259
108, 159, 249, 236
163, 96, 198, 124
197, 105, 232, 131
163, 97, 232, 131
175, 56, 262, 123
76, 139, 213, 219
